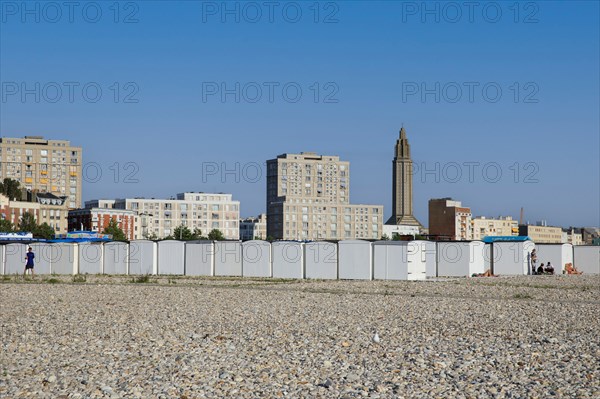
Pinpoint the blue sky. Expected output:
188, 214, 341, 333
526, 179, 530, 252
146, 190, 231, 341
1, 1, 598, 227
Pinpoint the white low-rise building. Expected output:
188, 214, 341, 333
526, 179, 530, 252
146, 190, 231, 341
86, 192, 240, 240
382, 224, 420, 239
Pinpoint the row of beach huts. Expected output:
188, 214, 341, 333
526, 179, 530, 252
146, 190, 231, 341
1, 240, 599, 279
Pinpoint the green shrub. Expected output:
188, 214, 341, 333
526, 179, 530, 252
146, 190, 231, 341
131, 275, 150, 283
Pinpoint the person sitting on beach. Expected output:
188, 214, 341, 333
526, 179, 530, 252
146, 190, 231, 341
565, 263, 582, 275
544, 262, 555, 275
536, 264, 545, 275
472, 269, 497, 277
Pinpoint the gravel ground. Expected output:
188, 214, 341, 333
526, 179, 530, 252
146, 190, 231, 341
1, 275, 599, 398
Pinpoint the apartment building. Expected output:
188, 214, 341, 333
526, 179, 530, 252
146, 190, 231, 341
266, 153, 383, 240
86, 192, 240, 240
0, 136, 82, 208
68, 208, 137, 240
519, 223, 563, 243
562, 228, 583, 245
581, 227, 600, 245
471, 216, 519, 240
428, 198, 473, 240
0, 192, 69, 234
239, 214, 267, 240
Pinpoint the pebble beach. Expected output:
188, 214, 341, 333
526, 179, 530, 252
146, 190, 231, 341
1, 275, 599, 398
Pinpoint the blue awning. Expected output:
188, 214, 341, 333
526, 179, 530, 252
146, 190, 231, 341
483, 236, 532, 243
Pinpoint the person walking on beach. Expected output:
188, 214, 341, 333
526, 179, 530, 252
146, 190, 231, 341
23, 247, 35, 278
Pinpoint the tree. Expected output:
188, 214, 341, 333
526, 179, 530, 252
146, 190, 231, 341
19, 212, 37, 233
145, 232, 158, 241
391, 232, 401, 241
172, 225, 199, 241
380, 234, 390, 241
0, 178, 23, 201
102, 218, 127, 241
0, 219, 13, 233
207, 229, 225, 241
35, 223, 55, 240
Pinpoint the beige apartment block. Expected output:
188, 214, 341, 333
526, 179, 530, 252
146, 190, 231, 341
86, 192, 240, 240
519, 224, 563, 243
0, 136, 82, 209
472, 216, 519, 240
567, 231, 583, 245
266, 153, 383, 240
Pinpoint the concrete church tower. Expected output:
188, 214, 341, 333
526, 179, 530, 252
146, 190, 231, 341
386, 127, 422, 227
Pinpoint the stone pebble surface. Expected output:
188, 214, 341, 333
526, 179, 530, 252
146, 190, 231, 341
1, 274, 598, 398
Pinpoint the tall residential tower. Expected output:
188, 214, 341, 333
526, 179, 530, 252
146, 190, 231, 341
386, 127, 422, 228
266, 152, 383, 240
0, 136, 82, 209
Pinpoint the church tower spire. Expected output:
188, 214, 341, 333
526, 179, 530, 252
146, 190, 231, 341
386, 126, 422, 228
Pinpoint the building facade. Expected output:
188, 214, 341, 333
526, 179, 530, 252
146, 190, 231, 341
471, 216, 519, 240
563, 229, 583, 245
382, 224, 420, 239
0, 136, 82, 208
86, 192, 240, 240
239, 214, 267, 240
68, 208, 137, 240
581, 227, 600, 245
428, 198, 473, 240
0, 192, 69, 234
386, 127, 422, 228
519, 223, 563, 243
266, 153, 383, 240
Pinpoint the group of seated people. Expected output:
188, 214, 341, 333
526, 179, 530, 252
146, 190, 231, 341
533, 262, 583, 275
534, 262, 555, 275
